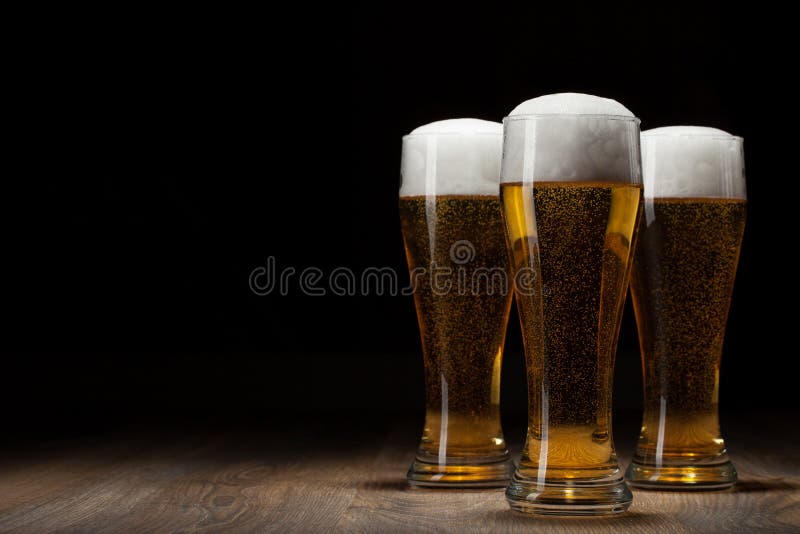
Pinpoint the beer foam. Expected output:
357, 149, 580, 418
501, 93, 641, 184
400, 119, 503, 197
509, 92, 634, 117
641, 126, 746, 199
410, 119, 501, 136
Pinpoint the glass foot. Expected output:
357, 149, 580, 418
505, 471, 632, 515
407, 454, 514, 488
626, 459, 737, 490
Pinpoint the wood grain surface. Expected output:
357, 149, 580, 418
0, 415, 797, 533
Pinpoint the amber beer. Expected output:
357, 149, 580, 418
501, 94, 642, 515
502, 182, 641, 501
502, 181, 640, 459
629, 199, 745, 485
627, 127, 747, 489
400, 119, 513, 487
400, 196, 512, 459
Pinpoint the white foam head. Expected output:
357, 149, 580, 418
501, 93, 641, 184
641, 126, 746, 199
400, 119, 503, 197
509, 92, 634, 117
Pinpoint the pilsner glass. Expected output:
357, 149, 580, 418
400, 119, 514, 487
626, 127, 746, 489
500, 93, 642, 515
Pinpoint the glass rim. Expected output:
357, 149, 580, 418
502, 113, 641, 124
642, 132, 743, 142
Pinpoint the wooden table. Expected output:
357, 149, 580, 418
0, 414, 797, 532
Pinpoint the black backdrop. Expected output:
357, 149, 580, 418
5, 3, 797, 438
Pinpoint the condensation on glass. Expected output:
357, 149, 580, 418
500, 93, 642, 515
626, 127, 746, 489
400, 119, 514, 487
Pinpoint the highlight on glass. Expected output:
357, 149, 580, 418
500, 93, 642, 515
626, 127, 746, 489
400, 119, 514, 487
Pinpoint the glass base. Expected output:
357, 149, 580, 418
505, 470, 632, 515
626, 459, 737, 490
407, 453, 514, 488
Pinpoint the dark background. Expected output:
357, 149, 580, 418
4, 3, 796, 439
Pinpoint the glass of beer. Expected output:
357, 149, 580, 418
626, 127, 746, 489
400, 119, 514, 487
501, 93, 642, 514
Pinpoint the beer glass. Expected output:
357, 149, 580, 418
501, 93, 642, 514
626, 127, 746, 489
400, 119, 514, 487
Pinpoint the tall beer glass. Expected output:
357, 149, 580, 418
626, 127, 746, 489
501, 93, 642, 514
400, 119, 514, 487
